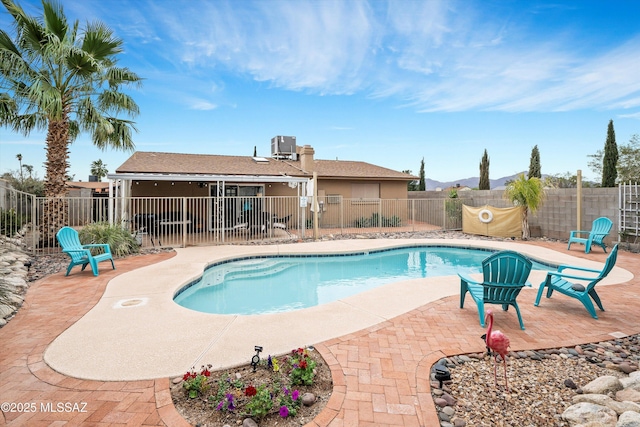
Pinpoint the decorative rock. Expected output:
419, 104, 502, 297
242, 418, 258, 427
581, 376, 624, 395
441, 393, 456, 406
301, 392, 316, 406
451, 417, 466, 427
573, 394, 640, 415
438, 411, 452, 422
442, 406, 455, 416
562, 402, 617, 426
172, 377, 182, 385
617, 411, 640, 427
619, 363, 638, 374
617, 388, 640, 403
434, 397, 448, 407
564, 378, 578, 389
621, 372, 640, 391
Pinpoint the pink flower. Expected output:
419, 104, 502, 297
279, 405, 289, 418
292, 390, 299, 401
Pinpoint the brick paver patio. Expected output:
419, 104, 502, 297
0, 240, 638, 426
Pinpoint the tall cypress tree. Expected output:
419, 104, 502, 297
479, 149, 490, 190
602, 120, 618, 187
528, 145, 541, 179
418, 158, 426, 191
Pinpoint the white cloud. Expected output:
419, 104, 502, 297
189, 100, 217, 111
101, 0, 640, 114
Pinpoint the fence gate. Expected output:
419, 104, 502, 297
619, 182, 640, 244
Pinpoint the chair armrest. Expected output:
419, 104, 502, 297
546, 271, 597, 281
557, 264, 601, 274
458, 272, 482, 286
569, 230, 590, 238
62, 248, 91, 257
81, 243, 112, 254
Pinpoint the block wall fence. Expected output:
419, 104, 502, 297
409, 188, 619, 245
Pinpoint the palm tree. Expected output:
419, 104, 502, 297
503, 174, 545, 239
0, 0, 142, 239
16, 153, 23, 182
90, 159, 108, 181
22, 164, 33, 179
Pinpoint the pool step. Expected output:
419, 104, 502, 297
204, 259, 297, 286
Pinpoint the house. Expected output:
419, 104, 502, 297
66, 181, 110, 197
108, 137, 417, 233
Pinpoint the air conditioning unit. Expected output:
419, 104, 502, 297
271, 136, 296, 158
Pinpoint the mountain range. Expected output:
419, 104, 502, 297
424, 172, 527, 190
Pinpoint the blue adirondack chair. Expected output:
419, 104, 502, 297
567, 217, 613, 254
459, 250, 533, 330
56, 226, 115, 276
535, 244, 618, 319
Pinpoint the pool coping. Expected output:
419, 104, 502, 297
43, 238, 633, 381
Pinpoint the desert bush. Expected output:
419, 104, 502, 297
78, 222, 139, 257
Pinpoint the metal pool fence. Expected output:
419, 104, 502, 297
0, 186, 468, 255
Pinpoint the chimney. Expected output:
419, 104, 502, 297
298, 145, 315, 172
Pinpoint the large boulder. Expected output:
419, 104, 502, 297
562, 402, 617, 427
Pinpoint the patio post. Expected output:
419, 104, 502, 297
577, 169, 582, 231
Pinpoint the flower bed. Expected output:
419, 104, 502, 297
171, 347, 333, 426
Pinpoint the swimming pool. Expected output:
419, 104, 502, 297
173, 246, 552, 315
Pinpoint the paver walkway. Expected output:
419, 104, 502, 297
0, 241, 638, 426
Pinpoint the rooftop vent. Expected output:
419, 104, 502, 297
271, 136, 296, 159
252, 157, 270, 163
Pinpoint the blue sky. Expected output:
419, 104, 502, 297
1, 0, 639, 183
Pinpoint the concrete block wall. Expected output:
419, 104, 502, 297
410, 188, 619, 246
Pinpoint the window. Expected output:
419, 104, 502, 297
327, 194, 341, 204
351, 183, 379, 202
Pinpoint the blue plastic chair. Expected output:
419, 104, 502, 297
56, 226, 115, 276
459, 250, 533, 330
567, 217, 613, 254
535, 244, 618, 319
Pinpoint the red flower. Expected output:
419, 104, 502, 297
245, 385, 257, 397
201, 369, 211, 377
183, 372, 195, 381
300, 360, 308, 369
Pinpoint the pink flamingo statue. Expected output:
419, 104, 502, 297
484, 309, 510, 392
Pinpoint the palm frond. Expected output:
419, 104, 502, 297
82, 21, 123, 61
98, 90, 140, 116
41, 0, 68, 43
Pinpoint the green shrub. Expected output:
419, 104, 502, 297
354, 214, 401, 228
382, 215, 401, 227
78, 222, 139, 257
0, 208, 28, 237
245, 384, 273, 419
353, 216, 371, 228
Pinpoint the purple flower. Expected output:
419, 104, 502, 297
279, 405, 289, 418
228, 400, 236, 411
216, 401, 224, 411
292, 390, 299, 401
268, 355, 273, 369
283, 387, 289, 396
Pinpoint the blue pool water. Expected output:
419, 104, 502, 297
173, 246, 552, 315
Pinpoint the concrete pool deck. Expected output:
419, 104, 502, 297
1, 238, 638, 426
43, 238, 632, 381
